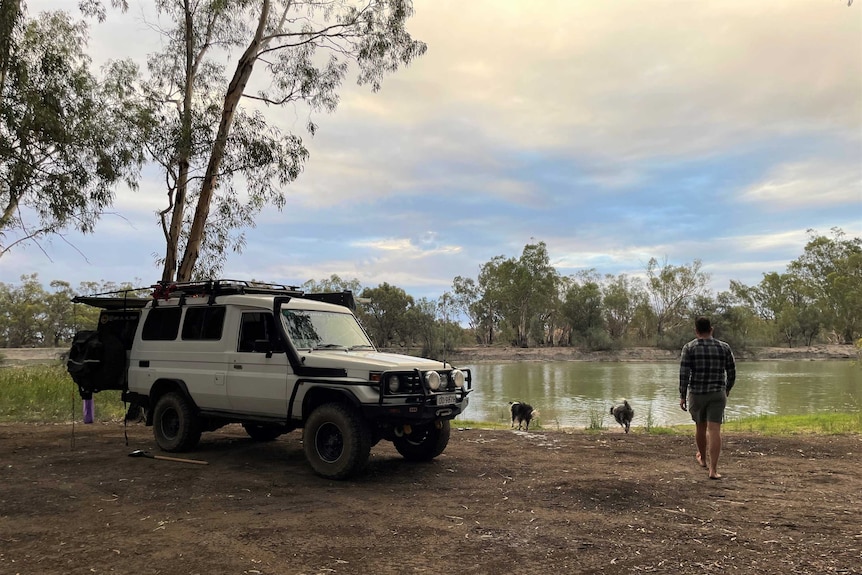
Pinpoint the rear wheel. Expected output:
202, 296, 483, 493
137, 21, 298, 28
153, 392, 201, 452
242, 423, 283, 442
303, 403, 371, 480
393, 420, 451, 462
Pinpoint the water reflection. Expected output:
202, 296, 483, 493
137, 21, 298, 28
458, 361, 861, 428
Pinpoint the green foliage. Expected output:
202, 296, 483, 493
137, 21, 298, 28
358, 282, 414, 347
477, 241, 559, 347
788, 228, 862, 343
301, 275, 363, 294
0, 274, 126, 347
0, 364, 128, 422
602, 273, 646, 340
455, 231, 860, 350
645, 257, 711, 337
586, 403, 606, 430
133, 1, 427, 281
0, 6, 147, 257
562, 276, 604, 343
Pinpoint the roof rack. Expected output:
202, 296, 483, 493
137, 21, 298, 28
151, 279, 303, 302
72, 279, 357, 311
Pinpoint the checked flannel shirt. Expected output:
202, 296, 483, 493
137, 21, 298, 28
679, 337, 736, 399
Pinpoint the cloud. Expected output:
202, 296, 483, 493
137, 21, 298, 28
7, 0, 860, 304
740, 162, 862, 208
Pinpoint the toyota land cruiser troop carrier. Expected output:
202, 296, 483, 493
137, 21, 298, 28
66, 279, 472, 479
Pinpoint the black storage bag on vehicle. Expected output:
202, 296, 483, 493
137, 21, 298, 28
67, 330, 126, 396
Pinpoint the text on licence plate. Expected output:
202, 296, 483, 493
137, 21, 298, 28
436, 393, 456, 406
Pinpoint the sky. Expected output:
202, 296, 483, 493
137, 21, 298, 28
3, 0, 861, 302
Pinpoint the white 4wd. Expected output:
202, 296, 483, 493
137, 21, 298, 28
66, 280, 472, 479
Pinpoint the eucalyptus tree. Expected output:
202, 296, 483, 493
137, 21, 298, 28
358, 282, 414, 347
0, 274, 143, 347
137, 1, 426, 282
514, 241, 559, 346
645, 257, 711, 338
475, 256, 510, 344
301, 274, 363, 294
452, 274, 500, 345
0, 273, 45, 346
404, 296, 437, 355
602, 273, 645, 341
476, 241, 558, 347
788, 228, 861, 343
450, 275, 480, 338
729, 273, 788, 322
544, 274, 570, 346
562, 270, 604, 346
0, 3, 146, 258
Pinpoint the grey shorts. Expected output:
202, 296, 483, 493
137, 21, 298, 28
688, 391, 727, 424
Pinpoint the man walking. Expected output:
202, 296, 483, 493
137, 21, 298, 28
679, 316, 736, 479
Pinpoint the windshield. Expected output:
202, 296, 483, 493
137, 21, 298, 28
280, 308, 374, 351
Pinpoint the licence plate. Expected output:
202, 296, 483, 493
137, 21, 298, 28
436, 393, 456, 406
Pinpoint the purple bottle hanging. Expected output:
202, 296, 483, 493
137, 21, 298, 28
83, 398, 94, 424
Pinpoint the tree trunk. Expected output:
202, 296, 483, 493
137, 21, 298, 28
176, 1, 270, 282
160, 3, 197, 282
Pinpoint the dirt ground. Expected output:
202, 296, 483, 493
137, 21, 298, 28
0, 422, 859, 575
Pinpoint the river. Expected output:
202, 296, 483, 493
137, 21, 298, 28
455, 360, 861, 428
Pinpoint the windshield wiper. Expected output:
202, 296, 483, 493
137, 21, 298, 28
348, 344, 374, 351
313, 343, 348, 350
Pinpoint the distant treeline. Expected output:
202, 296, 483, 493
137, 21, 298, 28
1, 229, 859, 354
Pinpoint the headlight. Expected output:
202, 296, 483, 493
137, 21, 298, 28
424, 370, 441, 390
387, 375, 400, 393
451, 369, 465, 388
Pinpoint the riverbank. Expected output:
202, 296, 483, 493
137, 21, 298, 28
443, 343, 858, 363
1, 343, 857, 366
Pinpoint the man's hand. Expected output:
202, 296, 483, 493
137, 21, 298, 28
679, 398, 687, 411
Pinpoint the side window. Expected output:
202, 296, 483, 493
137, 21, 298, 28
238, 312, 284, 353
141, 307, 182, 341
182, 306, 226, 340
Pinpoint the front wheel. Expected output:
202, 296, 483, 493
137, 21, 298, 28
303, 403, 371, 480
152, 392, 201, 452
393, 420, 451, 462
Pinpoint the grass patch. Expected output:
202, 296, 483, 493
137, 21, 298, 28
724, 412, 862, 435
586, 403, 606, 430
0, 363, 128, 423
454, 419, 511, 430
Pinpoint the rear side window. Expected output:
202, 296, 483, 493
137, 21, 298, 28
182, 306, 226, 340
141, 307, 182, 341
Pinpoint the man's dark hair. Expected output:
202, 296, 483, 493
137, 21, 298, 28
695, 316, 712, 334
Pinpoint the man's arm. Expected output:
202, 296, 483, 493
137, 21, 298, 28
725, 345, 736, 396
679, 346, 691, 409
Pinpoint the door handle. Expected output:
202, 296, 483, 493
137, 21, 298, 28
233, 364, 243, 370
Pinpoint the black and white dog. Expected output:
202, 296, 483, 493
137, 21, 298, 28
610, 400, 634, 433
509, 401, 538, 431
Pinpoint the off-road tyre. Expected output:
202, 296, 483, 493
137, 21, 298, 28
242, 423, 283, 442
393, 419, 451, 461
153, 392, 201, 452
303, 403, 371, 480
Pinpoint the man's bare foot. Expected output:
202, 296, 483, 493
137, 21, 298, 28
696, 453, 707, 468
708, 471, 722, 480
